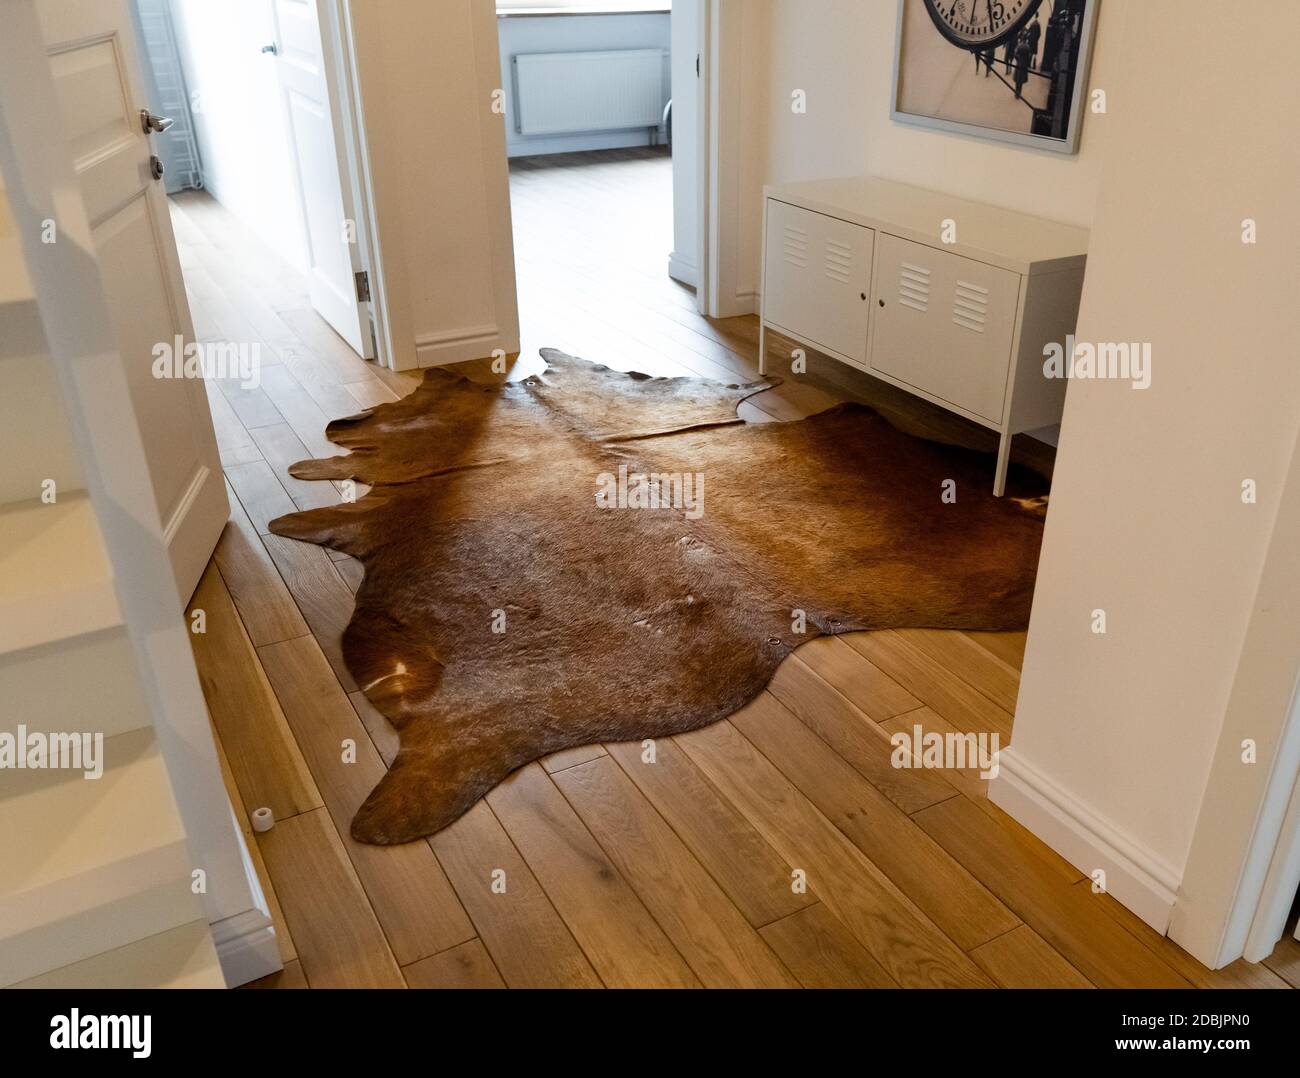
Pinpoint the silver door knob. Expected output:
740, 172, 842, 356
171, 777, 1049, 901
140, 109, 174, 134
261, 43, 279, 55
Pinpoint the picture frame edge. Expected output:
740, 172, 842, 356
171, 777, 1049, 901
888, 0, 1103, 158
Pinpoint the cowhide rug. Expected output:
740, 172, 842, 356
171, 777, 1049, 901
268, 349, 1047, 844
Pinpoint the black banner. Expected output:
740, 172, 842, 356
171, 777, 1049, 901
1, 988, 1291, 1064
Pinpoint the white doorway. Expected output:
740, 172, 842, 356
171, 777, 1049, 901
495, 0, 705, 351
133, 0, 379, 362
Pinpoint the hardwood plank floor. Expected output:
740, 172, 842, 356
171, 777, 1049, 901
172, 151, 1290, 989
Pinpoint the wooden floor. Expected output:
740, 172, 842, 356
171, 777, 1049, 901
174, 148, 1298, 989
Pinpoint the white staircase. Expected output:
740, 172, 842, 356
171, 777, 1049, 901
0, 181, 223, 989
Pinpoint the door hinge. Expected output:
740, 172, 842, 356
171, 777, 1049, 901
354, 270, 371, 303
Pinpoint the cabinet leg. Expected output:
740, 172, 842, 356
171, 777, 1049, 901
993, 431, 1012, 497
758, 322, 767, 377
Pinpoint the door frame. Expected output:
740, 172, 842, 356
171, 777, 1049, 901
318, 0, 387, 367
1169, 418, 1300, 968
700, 0, 746, 319
341, 0, 516, 372
694, 0, 711, 316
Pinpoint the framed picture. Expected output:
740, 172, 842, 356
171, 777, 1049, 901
891, 0, 1099, 155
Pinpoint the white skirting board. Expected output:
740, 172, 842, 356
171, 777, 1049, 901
989, 748, 1181, 932
413, 324, 506, 369
212, 906, 280, 987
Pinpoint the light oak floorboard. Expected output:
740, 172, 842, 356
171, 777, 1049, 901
210, 705, 297, 965
963, 629, 1028, 671
486, 764, 699, 987
553, 756, 798, 987
605, 736, 816, 928
914, 796, 1192, 988
767, 650, 955, 813
212, 478, 308, 647
1263, 934, 1300, 988
675, 719, 992, 988
257, 808, 404, 988
402, 939, 506, 989
759, 904, 897, 988
895, 627, 1022, 714
427, 801, 603, 988
971, 925, 1093, 988
187, 564, 321, 820
540, 743, 607, 774
263, 533, 359, 692
259, 635, 475, 964
248, 422, 345, 513
879, 708, 992, 802
791, 635, 921, 721
225, 459, 298, 535
844, 630, 1015, 741
1078, 881, 1292, 989
731, 691, 1018, 951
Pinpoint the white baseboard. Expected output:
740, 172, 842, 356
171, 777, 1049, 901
507, 126, 666, 160
710, 288, 758, 319
990, 748, 1181, 932
415, 324, 504, 368
211, 906, 281, 988
668, 252, 697, 287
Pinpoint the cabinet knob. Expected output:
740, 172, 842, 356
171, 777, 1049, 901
878, 298, 885, 307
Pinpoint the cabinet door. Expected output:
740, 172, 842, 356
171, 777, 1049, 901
763, 200, 873, 365
869, 233, 1020, 423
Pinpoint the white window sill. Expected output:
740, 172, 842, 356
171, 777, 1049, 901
498, 5, 671, 17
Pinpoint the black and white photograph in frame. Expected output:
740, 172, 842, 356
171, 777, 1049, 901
892, 0, 1099, 154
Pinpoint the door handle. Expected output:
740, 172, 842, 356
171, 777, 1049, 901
261, 43, 279, 55
140, 109, 174, 134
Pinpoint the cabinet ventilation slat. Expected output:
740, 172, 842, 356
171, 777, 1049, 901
824, 239, 852, 284
952, 279, 989, 333
898, 261, 931, 312
782, 225, 809, 268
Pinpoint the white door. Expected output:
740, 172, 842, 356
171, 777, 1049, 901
268, 0, 373, 359
669, 0, 701, 291
763, 200, 875, 366
37, 0, 228, 605
869, 233, 1020, 424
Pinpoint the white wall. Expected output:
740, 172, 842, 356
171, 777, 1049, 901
735, 0, 1119, 300
348, 0, 519, 370
498, 12, 670, 158
168, 0, 310, 270
990, 0, 1300, 935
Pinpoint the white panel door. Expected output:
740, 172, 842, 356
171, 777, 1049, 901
869, 233, 1020, 424
269, 0, 372, 359
36, 0, 228, 605
763, 200, 873, 365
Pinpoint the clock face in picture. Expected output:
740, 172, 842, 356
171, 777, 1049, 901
922, 0, 1043, 50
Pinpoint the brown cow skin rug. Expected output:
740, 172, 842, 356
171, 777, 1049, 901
268, 348, 1047, 844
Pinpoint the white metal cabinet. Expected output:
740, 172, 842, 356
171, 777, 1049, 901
757, 177, 1089, 495
762, 200, 873, 366
869, 233, 1020, 424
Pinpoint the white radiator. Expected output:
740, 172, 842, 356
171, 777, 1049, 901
513, 49, 665, 136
